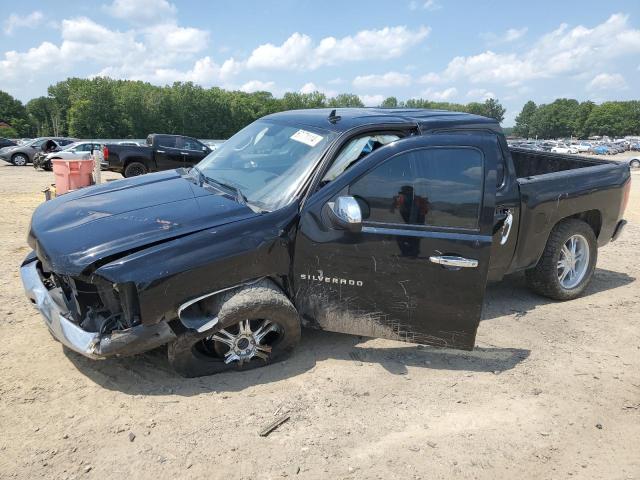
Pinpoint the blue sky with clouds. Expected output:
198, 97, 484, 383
1, 0, 639, 125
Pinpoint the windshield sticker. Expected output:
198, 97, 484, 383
290, 129, 323, 147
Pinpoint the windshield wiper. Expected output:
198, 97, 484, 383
200, 173, 248, 205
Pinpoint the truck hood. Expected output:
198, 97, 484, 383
28, 169, 258, 276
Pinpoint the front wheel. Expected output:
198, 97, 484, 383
630, 159, 640, 169
168, 280, 301, 377
525, 219, 597, 300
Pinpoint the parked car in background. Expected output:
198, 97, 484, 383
117, 141, 142, 147
0, 137, 75, 166
591, 145, 610, 155
103, 133, 211, 177
551, 144, 578, 154
34, 141, 103, 171
0, 137, 17, 149
575, 143, 592, 152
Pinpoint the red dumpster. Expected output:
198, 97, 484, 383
52, 158, 94, 195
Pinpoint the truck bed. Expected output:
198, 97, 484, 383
509, 147, 611, 179
507, 147, 630, 273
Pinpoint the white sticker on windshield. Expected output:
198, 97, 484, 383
290, 129, 323, 147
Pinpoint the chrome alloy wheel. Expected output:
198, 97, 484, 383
557, 234, 590, 289
206, 319, 281, 365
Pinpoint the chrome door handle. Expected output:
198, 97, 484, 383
156, 149, 165, 153
500, 210, 513, 245
429, 255, 478, 268
180, 152, 189, 155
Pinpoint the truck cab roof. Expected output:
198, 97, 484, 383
264, 108, 502, 134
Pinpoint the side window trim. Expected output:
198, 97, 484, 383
348, 145, 486, 233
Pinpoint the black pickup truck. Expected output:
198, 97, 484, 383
104, 133, 211, 177
21, 108, 630, 377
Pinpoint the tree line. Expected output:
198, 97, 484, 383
513, 99, 640, 139
1, 77, 506, 140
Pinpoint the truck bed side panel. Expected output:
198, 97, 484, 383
512, 163, 629, 272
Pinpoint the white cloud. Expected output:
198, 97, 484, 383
418, 72, 441, 84
352, 72, 412, 88
409, 0, 441, 11
433, 14, 640, 87
240, 80, 275, 93
481, 27, 527, 45
143, 23, 209, 54
422, 87, 458, 101
587, 73, 628, 91
1, 18, 146, 81
466, 88, 496, 101
298, 82, 337, 97
503, 27, 528, 42
359, 94, 385, 106
3, 11, 44, 35
103, 0, 176, 24
444, 51, 538, 86
246, 26, 430, 71
299, 82, 319, 94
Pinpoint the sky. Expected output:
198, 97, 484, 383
1, 0, 639, 125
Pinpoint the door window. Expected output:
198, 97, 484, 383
349, 147, 484, 230
157, 136, 176, 148
180, 138, 203, 151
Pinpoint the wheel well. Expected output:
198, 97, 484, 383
123, 157, 148, 169
565, 209, 602, 238
176, 277, 286, 331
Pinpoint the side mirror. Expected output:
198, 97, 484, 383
327, 196, 362, 232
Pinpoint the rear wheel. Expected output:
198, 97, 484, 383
124, 161, 147, 177
525, 219, 597, 300
168, 281, 301, 377
11, 153, 28, 166
630, 159, 640, 169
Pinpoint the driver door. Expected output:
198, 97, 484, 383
293, 133, 499, 350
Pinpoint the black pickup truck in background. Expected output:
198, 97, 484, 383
103, 133, 211, 177
22, 108, 630, 377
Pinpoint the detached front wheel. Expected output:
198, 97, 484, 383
525, 219, 597, 300
168, 281, 301, 377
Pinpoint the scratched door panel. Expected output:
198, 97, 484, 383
293, 133, 497, 350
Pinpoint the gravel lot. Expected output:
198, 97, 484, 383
0, 162, 638, 480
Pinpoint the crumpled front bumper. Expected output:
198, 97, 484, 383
20, 259, 175, 359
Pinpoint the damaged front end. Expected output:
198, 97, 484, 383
20, 255, 175, 359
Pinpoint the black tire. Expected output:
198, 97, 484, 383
124, 161, 147, 177
630, 159, 640, 169
11, 153, 28, 166
168, 280, 301, 377
43, 160, 53, 171
525, 219, 597, 300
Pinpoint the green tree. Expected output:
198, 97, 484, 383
529, 99, 580, 138
380, 96, 399, 108
327, 93, 364, 108
0, 90, 30, 136
513, 101, 537, 138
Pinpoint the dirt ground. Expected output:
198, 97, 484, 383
0, 162, 639, 480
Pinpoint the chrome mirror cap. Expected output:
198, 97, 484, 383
327, 196, 362, 231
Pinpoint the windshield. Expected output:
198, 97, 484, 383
62, 142, 81, 151
195, 120, 335, 211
